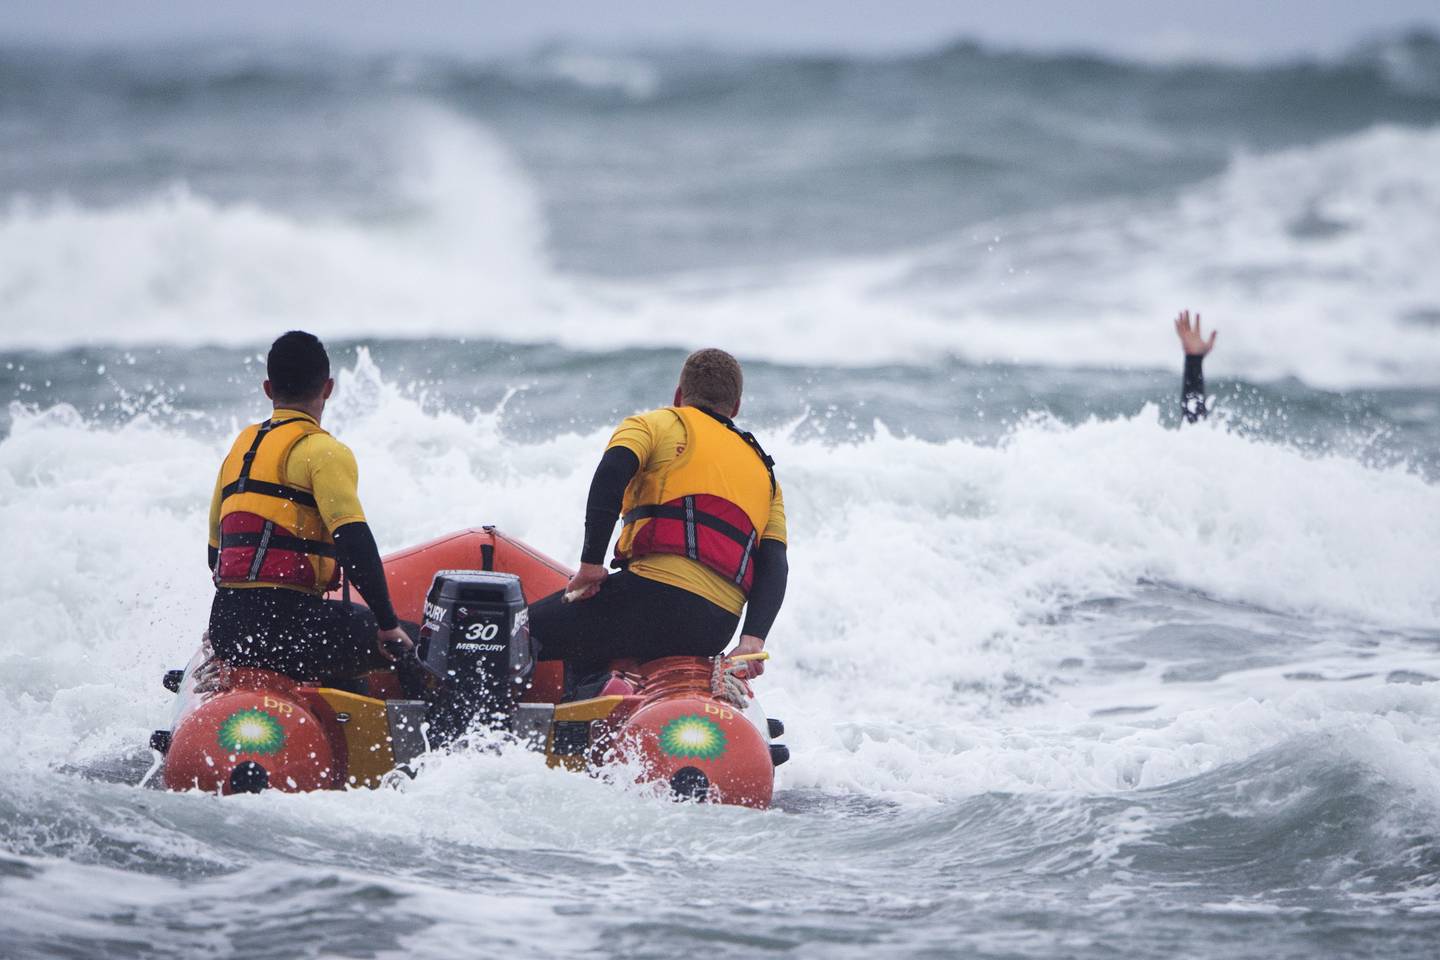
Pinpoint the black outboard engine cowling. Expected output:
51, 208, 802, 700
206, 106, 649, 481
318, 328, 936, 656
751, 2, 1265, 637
417, 571, 533, 744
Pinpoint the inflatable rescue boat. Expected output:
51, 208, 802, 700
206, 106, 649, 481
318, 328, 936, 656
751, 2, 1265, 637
150, 528, 789, 808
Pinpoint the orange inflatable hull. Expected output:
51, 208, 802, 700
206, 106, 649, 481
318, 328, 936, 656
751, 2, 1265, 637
156, 527, 783, 806
544, 657, 777, 808
160, 661, 375, 793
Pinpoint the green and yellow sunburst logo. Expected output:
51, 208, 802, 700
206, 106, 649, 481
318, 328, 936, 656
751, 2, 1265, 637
216, 708, 286, 755
658, 714, 727, 761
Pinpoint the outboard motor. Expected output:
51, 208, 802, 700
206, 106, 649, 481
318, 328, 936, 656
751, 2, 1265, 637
416, 570, 533, 744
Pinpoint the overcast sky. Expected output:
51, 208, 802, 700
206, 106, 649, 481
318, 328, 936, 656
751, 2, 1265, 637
4, 0, 1437, 60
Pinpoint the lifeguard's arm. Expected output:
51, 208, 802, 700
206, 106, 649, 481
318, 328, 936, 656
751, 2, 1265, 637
332, 522, 399, 631
304, 438, 399, 632
568, 415, 657, 599
1174, 309, 1216, 424
728, 481, 788, 677
580, 446, 642, 565
739, 540, 788, 640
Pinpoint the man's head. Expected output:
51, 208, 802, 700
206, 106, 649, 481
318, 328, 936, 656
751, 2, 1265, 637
675, 348, 743, 418
264, 331, 333, 410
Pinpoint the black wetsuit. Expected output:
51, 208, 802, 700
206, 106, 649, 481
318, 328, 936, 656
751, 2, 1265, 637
207, 522, 400, 681
529, 432, 789, 684
1182, 354, 1208, 423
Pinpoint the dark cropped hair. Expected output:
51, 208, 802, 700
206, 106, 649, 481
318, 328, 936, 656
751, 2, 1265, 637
678, 348, 743, 413
266, 331, 330, 402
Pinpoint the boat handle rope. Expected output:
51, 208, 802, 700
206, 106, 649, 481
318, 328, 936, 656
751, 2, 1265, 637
712, 651, 770, 707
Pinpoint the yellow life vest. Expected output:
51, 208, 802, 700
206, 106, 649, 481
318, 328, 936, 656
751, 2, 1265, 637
615, 406, 776, 593
214, 416, 339, 593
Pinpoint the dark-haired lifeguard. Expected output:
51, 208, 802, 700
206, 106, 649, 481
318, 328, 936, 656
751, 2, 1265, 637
205, 331, 411, 680
529, 348, 789, 690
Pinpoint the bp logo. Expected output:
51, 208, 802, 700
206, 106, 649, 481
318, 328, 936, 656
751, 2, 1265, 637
658, 714, 727, 761
216, 708, 286, 755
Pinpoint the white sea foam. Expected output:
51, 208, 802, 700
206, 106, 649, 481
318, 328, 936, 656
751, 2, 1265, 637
2, 354, 1437, 809
525, 50, 661, 99
0, 106, 554, 349
1, 111, 1437, 390
600, 124, 1440, 387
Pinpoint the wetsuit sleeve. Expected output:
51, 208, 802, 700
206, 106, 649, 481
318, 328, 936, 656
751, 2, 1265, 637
332, 522, 399, 631
1182, 354, 1208, 423
580, 446, 641, 565
740, 540, 788, 640
295, 434, 392, 627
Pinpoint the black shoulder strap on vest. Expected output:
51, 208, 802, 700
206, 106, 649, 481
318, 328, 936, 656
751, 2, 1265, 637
219, 417, 319, 509
695, 406, 777, 495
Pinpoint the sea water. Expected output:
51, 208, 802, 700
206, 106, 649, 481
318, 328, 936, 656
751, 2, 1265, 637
2, 35, 1439, 959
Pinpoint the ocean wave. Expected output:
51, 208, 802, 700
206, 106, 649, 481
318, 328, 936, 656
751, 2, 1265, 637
2, 353, 1436, 802
4, 34, 1440, 958
13, 30, 1436, 105
2, 109, 1439, 389
0, 106, 554, 350
3, 352, 1440, 958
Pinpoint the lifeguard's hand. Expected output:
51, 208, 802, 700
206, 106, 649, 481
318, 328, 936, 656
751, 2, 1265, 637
725, 635, 767, 678
564, 562, 609, 603
1175, 309, 1217, 356
376, 626, 413, 662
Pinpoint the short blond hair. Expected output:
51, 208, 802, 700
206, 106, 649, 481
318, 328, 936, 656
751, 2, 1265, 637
678, 348, 743, 413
